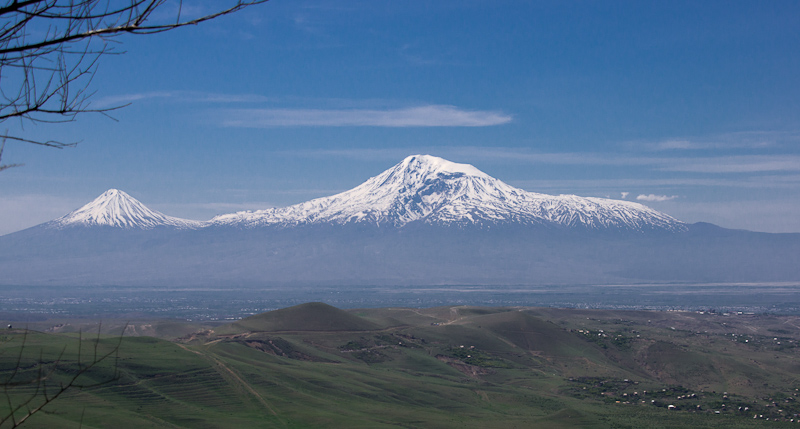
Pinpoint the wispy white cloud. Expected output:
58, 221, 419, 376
445, 148, 800, 174
93, 91, 174, 108
620, 192, 629, 199
634, 131, 799, 151
510, 175, 800, 191
93, 91, 274, 109
197, 94, 275, 103
663, 155, 800, 173
278, 146, 800, 173
220, 105, 512, 127
275, 146, 800, 193
279, 147, 650, 165
452, 148, 654, 166
636, 194, 679, 202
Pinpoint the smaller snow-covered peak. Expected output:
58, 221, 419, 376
50, 189, 202, 230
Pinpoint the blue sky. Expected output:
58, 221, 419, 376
2, 0, 800, 234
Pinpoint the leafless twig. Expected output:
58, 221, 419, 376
0, 0, 269, 165
0, 324, 127, 427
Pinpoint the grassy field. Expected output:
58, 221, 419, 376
2, 303, 799, 427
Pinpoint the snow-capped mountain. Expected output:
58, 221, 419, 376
2, 156, 798, 287
39, 155, 684, 233
211, 155, 686, 232
49, 189, 202, 230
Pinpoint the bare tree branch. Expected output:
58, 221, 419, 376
0, 324, 128, 427
0, 136, 24, 170
0, 0, 269, 167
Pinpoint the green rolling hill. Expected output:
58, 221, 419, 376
2, 304, 799, 428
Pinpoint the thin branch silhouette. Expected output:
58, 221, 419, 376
0, 0, 269, 164
1, 324, 127, 427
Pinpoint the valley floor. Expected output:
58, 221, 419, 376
2, 283, 800, 322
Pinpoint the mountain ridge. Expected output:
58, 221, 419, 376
5, 155, 796, 287
31, 155, 687, 234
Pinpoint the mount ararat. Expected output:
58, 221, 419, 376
1, 155, 798, 286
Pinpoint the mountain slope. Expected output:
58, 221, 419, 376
2, 155, 798, 287
210, 155, 685, 232
48, 189, 202, 230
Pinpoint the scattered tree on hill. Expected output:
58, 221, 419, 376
0, 0, 269, 169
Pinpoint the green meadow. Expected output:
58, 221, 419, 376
2, 303, 799, 428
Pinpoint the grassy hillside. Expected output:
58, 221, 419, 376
221, 302, 381, 334
2, 304, 799, 427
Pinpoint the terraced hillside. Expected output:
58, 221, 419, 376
2, 304, 799, 428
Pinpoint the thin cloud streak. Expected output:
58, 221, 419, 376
280, 147, 800, 173
650, 139, 769, 151
636, 194, 679, 202
457, 149, 800, 173
93, 91, 275, 108
662, 155, 800, 173
280, 147, 658, 165
93, 91, 174, 108
631, 131, 799, 151
220, 105, 513, 127
510, 175, 800, 191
